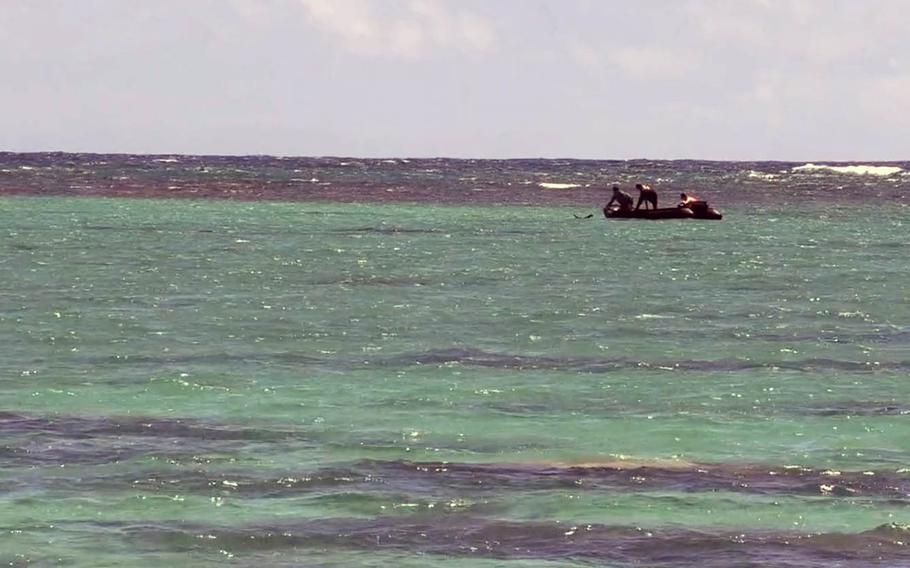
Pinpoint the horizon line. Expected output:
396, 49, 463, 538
1, 148, 908, 164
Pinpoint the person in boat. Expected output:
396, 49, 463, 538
605, 185, 634, 212
678, 193, 699, 208
678, 192, 713, 215
635, 183, 658, 210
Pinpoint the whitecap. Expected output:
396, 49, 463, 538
538, 182, 581, 189
837, 311, 869, 319
792, 163, 903, 176
153, 158, 180, 163
745, 170, 779, 180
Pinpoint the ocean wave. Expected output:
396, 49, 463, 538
347, 459, 910, 499
19, 454, 910, 506
0, 412, 298, 441
538, 182, 582, 189
378, 347, 909, 373
792, 163, 904, 176
124, 517, 910, 565
745, 170, 780, 181
0, 411, 302, 466
62, 458, 910, 500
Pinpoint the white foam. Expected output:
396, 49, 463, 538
745, 170, 779, 180
538, 182, 581, 189
792, 163, 903, 176
153, 158, 180, 163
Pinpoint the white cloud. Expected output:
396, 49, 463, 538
607, 46, 699, 80
3, 1, 910, 158
565, 38, 699, 82
298, 0, 496, 59
565, 39, 600, 71
686, 0, 910, 64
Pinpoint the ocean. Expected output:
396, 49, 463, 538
1, 153, 909, 566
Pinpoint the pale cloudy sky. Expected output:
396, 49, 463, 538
2, 0, 908, 160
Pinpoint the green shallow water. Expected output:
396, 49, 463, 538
1, 196, 909, 565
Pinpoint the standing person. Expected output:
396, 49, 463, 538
605, 185, 634, 212
635, 183, 658, 210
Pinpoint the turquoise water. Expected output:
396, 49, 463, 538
2, 196, 909, 566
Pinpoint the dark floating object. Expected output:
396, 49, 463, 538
605, 203, 723, 220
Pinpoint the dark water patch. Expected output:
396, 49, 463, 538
0, 412, 301, 442
487, 398, 910, 421
804, 402, 910, 417
376, 347, 910, 374
108, 467, 387, 496
869, 241, 909, 250
51, 459, 910, 500
9, 242, 39, 251
354, 460, 910, 499
333, 226, 443, 235
751, 329, 910, 346
124, 517, 910, 566
873, 331, 910, 345
0, 412, 304, 467
81, 350, 322, 369
81, 224, 225, 235
21, 466, 389, 496
0, 439, 196, 467
487, 402, 555, 415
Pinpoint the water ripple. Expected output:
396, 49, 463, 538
121, 517, 910, 566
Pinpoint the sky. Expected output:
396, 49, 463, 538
1, 0, 908, 160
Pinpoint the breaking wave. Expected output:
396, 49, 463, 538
538, 182, 582, 189
792, 163, 904, 176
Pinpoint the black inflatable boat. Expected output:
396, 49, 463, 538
604, 203, 723, 220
